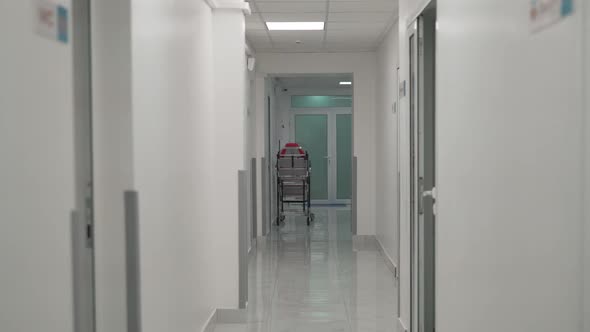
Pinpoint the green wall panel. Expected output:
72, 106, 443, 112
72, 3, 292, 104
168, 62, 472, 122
336, 114, 352, 199
291, 95, 352, 108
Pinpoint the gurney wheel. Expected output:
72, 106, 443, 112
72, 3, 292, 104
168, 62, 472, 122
307, 216, 311, 226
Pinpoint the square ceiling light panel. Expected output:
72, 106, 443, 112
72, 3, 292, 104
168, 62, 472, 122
266, 22, 325, 31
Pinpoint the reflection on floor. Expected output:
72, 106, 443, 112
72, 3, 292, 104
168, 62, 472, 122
214, 207, 398, 332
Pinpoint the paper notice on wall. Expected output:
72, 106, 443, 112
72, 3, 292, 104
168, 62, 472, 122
33, 0, 68, 44
530, 0, 574, 33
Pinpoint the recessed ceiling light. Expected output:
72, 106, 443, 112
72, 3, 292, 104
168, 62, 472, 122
266, 22, 325, 31
339, 81, 352, 85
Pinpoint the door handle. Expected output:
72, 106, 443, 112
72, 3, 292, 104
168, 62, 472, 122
422, 187, 437, 199
420, 187, 437, 216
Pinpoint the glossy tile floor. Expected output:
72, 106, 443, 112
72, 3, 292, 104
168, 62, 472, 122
214, 207, 398, 332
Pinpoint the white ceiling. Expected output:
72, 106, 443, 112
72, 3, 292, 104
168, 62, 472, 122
276, 75, 353, 89
246, 0, 398, 53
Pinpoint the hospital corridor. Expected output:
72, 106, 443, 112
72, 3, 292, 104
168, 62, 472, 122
1, 0, 590, 332
215, 208, 397, 332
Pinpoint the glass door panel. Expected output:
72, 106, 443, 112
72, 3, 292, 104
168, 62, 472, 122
295, 114, 329, 200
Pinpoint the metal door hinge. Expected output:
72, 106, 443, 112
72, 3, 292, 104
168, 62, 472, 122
86, 224, 93, 248
419, 38, 424, 56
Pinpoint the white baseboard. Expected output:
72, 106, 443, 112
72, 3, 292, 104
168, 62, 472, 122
201, 309, 217, 332
216, 308, 248, 324
201, 306, 249, 332
352, 235, 378, 251
375, 237, 399, 279
398, 317, 408, 332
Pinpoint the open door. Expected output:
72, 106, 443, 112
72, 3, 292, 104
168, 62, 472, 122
409, 4, 436, 332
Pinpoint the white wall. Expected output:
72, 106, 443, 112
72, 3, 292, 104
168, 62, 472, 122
254, 72, 267, 236
0, 1, 75, 331
256, 53, 378, 235
211, 7, 247, 309
585, 0, 590, 329
92, 1, 133, 331
130, 0, 217, 330
375, 24, 400, 274
246, 55, 256, 250
395, 0, 586, 331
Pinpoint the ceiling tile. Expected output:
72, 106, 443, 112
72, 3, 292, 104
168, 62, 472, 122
327, 21, 388, 32
246, 30, 270, 39
246, 16, 267, 30
326, 30, 381, 43
329, 1, 397, 13
268, 30, 324, 45
328, 12, 392, 22
246, 0, 398, 52
324, 41, 377, 51
256, 1, 326, 13
261, 12, 326, 22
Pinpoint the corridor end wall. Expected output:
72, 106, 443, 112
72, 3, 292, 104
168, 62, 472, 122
274, 86, 353, 148
256, 52, 378, 235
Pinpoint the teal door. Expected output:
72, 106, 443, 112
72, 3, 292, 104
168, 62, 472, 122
294, 114, 329, 200
293, 111, 352, 203
336, 114, 352, 200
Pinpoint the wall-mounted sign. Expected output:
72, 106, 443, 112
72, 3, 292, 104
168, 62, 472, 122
530, 0, 574, 33
34, 0, 68, 44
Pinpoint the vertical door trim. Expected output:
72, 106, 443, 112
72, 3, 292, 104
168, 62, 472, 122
124, 191, 142, 332
396, 65, 402, 319
261, 157, 268, 236
238, 171, 249, 308
251, 158, 257, 239
72, 0, 96, 330
408, 21, 419, 332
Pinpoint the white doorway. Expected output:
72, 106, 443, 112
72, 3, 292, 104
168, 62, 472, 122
266, 74, 354, 225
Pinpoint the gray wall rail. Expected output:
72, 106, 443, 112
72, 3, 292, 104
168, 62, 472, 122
71, 210, 95, 332
251, 158, 257, 239
261, 157, 268, 236
352, 156, 358, 235
238, 171, 248, 309
125, 191, 142, 332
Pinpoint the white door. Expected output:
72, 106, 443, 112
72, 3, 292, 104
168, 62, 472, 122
290, 108, 352, 205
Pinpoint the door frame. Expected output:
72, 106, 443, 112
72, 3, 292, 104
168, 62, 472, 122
408, 4, 437, 332
72, 0, 96, 331
408, 21, 419, 332
289, 107, 353, 205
